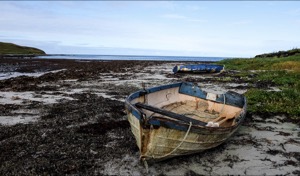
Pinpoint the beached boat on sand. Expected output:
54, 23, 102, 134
173, 64, 225, 74
125, 82, 247, 162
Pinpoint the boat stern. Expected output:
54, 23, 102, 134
173, 65, 180, 73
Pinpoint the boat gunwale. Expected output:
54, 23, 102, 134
125, 82, 247, 133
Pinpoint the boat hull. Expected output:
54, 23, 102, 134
125, 82, 246, 161
173, 64, 225, 74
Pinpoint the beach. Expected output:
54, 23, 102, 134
0, 58, 299, 175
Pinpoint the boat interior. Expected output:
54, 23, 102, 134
133, 85, 244, 128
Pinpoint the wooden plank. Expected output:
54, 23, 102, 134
178, 82, 245, 108
135, 102, 207, 126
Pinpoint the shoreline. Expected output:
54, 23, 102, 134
0, 58, 299, 175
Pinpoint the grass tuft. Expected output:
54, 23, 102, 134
272, 61, 300, 72
245, 89, 300, 119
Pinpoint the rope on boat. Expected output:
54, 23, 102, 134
142, 158, 149, 173
152, 121, 193, 159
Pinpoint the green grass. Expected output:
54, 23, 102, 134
218, 50, 300, 119
0, 42, 46, 55
219, 54, 300, 71
256, 71, 300, 88
245, 89, 300, 118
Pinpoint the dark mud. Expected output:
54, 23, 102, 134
0, 58, 299, 175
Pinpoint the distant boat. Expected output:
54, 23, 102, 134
173, 64, 225, 74
125, 82, 247, 162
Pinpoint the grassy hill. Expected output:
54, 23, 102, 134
0, 42, 46, 55
255, 48, 300, 58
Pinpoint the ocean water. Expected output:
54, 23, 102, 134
35, 54, 227, 62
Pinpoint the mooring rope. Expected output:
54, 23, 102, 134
142, 158, 149, 173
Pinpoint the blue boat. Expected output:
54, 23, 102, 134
173, 64, 225, 74
125, 82, 247, 162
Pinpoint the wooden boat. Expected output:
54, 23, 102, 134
173, 64, 225, 74
125, 82, 247, 162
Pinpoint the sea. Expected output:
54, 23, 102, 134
34, 54, 228, 62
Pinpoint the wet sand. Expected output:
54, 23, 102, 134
0, 58, 299, 175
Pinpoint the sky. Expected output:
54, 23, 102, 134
1, 1, 300, 58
